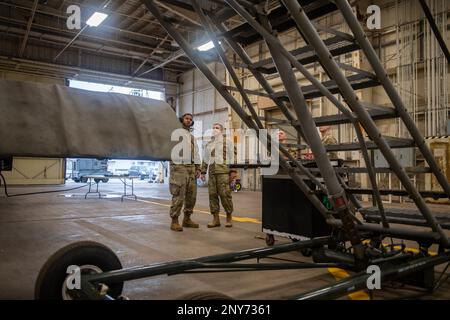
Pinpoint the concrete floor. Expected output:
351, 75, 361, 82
0, 180, 449, 300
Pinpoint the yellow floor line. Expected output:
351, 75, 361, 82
137, 199, 171, 208
137, 198, 261, 224
362, 239, 437, 255
391, 245, 437, 255
327, 268, 370, 300
328, 241, 438, 300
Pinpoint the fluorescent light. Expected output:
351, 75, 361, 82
86, 12, 108, 27
197, 41, 215, 52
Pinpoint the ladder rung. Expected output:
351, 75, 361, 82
307, 167, 432, 174
264, 103, 397, 126
345, 189, 447, 198
361, 207, 450, 229
314, 105, 397, 126
325, 136, 414, 152
223, 0, 338, 46
224, 86, 271, 98
273, 73, 380, 100
253, 36, 359, 74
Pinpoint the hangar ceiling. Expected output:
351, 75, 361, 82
0, 0, 231, 88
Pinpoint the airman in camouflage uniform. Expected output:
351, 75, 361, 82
278, 130, 299, 160
320, 126, 338, 159
169, 113, 201, 232
201, 123, 235, 228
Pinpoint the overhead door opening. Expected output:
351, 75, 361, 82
66, 80, 169, 186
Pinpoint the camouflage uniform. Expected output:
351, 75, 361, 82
201, 137, 234, 216
169, 127, 200, 219
321, 133, 338, 159
285, 146, 299, 160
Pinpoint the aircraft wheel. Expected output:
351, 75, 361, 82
35, 241, 123, 300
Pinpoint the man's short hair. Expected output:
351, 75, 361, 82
213, 123, 224, 131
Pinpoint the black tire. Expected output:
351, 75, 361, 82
73, 178, 80, 183
35, 241, 123, 300
300, 248, 313, 257
80, 177, 88, 183
291, 239, 313, 257
176, 291, 233, 300
102, 178, 109, 183
265, 234, 275, 246
94, 178, 101, 184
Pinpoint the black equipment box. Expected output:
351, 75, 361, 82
0, 156, 13, 171
262, 174, 332, 240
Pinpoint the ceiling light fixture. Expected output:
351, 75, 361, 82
86, 12, 108, 27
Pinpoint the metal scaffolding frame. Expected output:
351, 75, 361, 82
143, 0, 450, 249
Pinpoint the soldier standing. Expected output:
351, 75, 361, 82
169, 113, 201, 232
201, 123, 234, 228
278, 129, 299, 159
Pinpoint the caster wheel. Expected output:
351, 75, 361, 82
265, 234, 275, 246
300, 248, 313, 257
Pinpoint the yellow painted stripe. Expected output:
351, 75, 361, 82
137, 199, 261, 224
137, 199, 171, 207
391, 245, 437, 256
362, 239, 437, 255
227, 216, 261, 224
327, 268, 370, 300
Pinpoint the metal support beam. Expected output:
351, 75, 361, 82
154, 0, 201, 26
19, 0, 39, 57
136, 50, 184, 77
353, 124, 388, 228
53, 25, 88, 62
118, 3, 145, 29
132, 33, 172, 76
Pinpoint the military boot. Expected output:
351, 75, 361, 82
182, 215, 199, 228
225, 213, 233, 228
170, 217, 183, 232
207, 213, 221, 228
